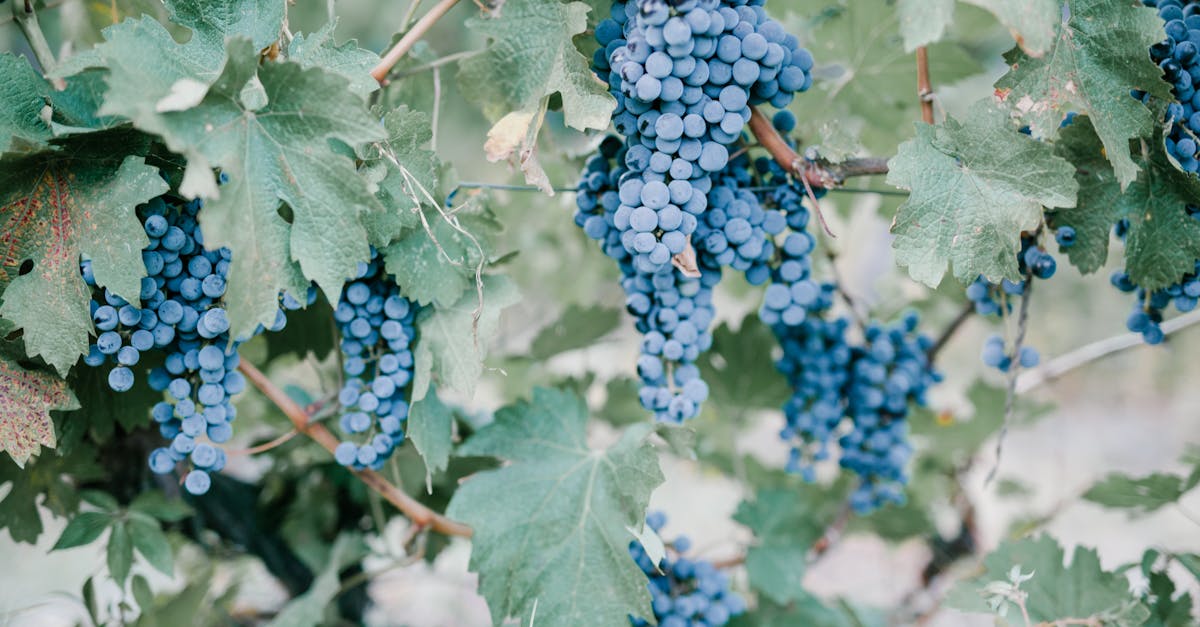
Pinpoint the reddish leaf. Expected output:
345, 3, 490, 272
0, 355, 78, 466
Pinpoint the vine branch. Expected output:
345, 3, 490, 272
916, 46, 934, 124
1016, 307, 1200, 394
746, 106, 890, 189
371, 0, 463, 83
238, 360, 473, 537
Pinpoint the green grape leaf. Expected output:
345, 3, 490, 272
961, 0, 1061, 57
599, 377, 648, 427
0, 446, 104, 543
407, 385, 454, 481
361, 106, 440, 243
888, 99, 1078, 287
1083, 473, 1188, 515
994, 0, 1169, 188
411, 275, 520, 402
107, 521, 134, 584
52, 511, 113, 550
788, 0, 983, 154
529, 304, 621, 360
734, 487, 846, 604
1144, 569, 1194, 626
381, 208, 500, 308
946, 536, 1149, 623
0, 53, 53, 155
1047, 116, 1124, 274
896, 0, 955, 52
458, 0, 615, 132
165, 0, 284, 53
698, 317, 791, 413
129, 515, 174, 576
0, 356, 78, 466
1051, 118, 1200, 289
72, 18, 386, 338
0, 145, 167, 373
447, 388, 664, 626
286, 21, 380, 98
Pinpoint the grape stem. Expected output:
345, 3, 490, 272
371, 0, 463, 83
926, 301, 975, 363
9, 0, 65, 89
916, 46, 935, 125
986, 276, 1035, 486
238, 360, 474, 537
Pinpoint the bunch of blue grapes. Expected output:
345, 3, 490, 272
691, 145, 788, 285
838, 313, 940, 510
629, 512, 745, 627
963, 233, 1058, 372
1141, 0, 1200, 171
1111, 215, 1200, 342
964, 233, 1058, 317
331, 250, 417, 470
593, 0, 814, 274
81, 194, 302, 495
760, 217, 940, 511
577, 140, 717, 422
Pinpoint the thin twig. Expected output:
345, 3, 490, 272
238, 360, 473, 537
392, 50, 482, 78
371, 0, 462, 83
986, 279, 1034, 486
10, 0, 65, 89
0, 0, 69, 26
431, 65, 442, 152
399, 0, 426, 32
227, 429, 300, 456
1015, 308, 1200, 393
915, 46, 934, 125
824, 250, 867, 330
927, 301, 975, 363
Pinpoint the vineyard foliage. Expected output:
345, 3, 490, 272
1, 0, 1200, 625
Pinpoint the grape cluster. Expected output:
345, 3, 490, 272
593, 0, 813, 273
578, 141, 717, 422
629, 512, 745, 627
964, 234, 1058, 317
331, 250, 417, 470
1112, 258, 1200, 344
964, 234, 1057, 372
81, 194, 302, 495
762, 223, 939, 511
1142, 0, 1200, 171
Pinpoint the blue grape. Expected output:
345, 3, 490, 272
184, 469, 211, 495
